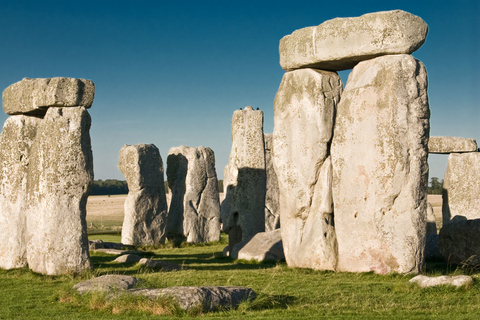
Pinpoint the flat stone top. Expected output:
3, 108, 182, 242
428, 136, 478, 154
3, 77, 95, 116
279, 10, 428, 71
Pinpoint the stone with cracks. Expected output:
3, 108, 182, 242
166, 146, 221, 243
428, 136, 477, 154
0, 115, 42, 269
3, 77, 95, 116
264, 134, 280, 231
438, 216, 480, 266
26, 107, 93, 275
118, 144, 168, 246
231, 229, 284, 262
442, 153, 480, 225
331, 54, 429, 274
280, 10, 428, 71
273, 69, 342, 270
221, 107, 266, 250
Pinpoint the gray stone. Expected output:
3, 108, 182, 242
137, 258, 184, 271
3, 77, 95, 116
129, 286, 256, 311
73, 275, 138, 294
280, 10, 428, 71
118, 144, 168, 245
113, 254, 143, 263
166, 146, 221, 243
264, 134, 280, 231
428, 136, 477, 154
88, 240, 127, 250
231, 229, 284, 262
273, 69, 342, 271
0, 115, 41, 269
91, 248, 143, 255
409, 275, 473, 288
221, 106, 266, 251
438, 216, 480, 266
426, 202, 437, 235
442, 153, 480, 225
331, 54, 429, 274
425, 234, 443, 260
26, 107, 93, 275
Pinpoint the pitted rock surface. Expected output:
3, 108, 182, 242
74, 275, 138, 294
264, 134, 280, 231
428, 136, 477, 154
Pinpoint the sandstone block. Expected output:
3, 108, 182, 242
0, 115, 41, 269
428, 136, 477, 154
331, 54, 429, 274
273, 69, 342, 270
74, 275, 138, 294
280, 10, 428, 71
231, 229, 284, 262
26, 107, 93, 275
438, 216, 480, 266
264, 134, 280, 231
410, 275, 473, 288
119, 144, 168, 245
3, 77, 95, 115
166, 145, 221, 243
442, 153, 480, 224
221, 107, 266, 249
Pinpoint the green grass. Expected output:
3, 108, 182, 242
2, 235, 480, 319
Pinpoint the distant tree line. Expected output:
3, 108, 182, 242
427, 177, 443, 195
90, 179, 225, 195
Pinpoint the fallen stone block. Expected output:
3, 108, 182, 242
73, 275, 138, 294
231, 229, 284, 262
113, 254, 143, 263
137, 258, 184, 271
409, 275, 473, 288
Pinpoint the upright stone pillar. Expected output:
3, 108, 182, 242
166, 145, 221, 243
331, 54, 429, 274
26, 107, 93, 275
119, 144, 168, 245
273, 69, 342, 270
221, 106, 266, 253
0, 115, 42, 269
264, 134, 280, 231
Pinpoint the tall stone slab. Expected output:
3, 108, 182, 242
331, 54, 429, 274
273, 69, 342, 270
119, 144, 168, 246
442, 153, 480, 224
166, 146, 221, 243
26, 107, 93, 275
221, 107, 266, 251
280, 10, 428, 71
0, 115, 42, 269
264, 134, 280, 231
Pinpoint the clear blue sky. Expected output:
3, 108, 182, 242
0, 0, 478, 181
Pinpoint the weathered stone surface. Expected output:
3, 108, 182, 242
0, 115, 41, 269
426, 202, 437, 235
264, 134, 280, 231
221, 106, 266, 251
331, 54, 429, 274
409, 275, 473, 288
438, 216, 480, 266
442, 153, 480, 225
280, 10, 428, 71
129, 286, 256, 311
118, 144, 168, 245
137, 258, 184, 271
166, 146, 221, 243
113, 254, 143, 263
231, 229, 284, 262
26, 107, 93, 275
91, 248, 143, 255
273, 69, 342, 271
74, 275, 138, 294
425, 234, 443, 260
88, 240, 128, 251
3, 77, 95, 116
428, 136, 477, 154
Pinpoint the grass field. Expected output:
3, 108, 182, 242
2, 195, 475, 319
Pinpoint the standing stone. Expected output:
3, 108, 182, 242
273, 68, 342, 270
428, 136, 477, 154
331, 54, 429, 274
442, 153, 480, 224
264, 134, 280, 231
3, 77, 95, 116
221, 107, 266, 252
0, 115, 42, 269
279, 10, 428, 71
26, 107, 93, 275
166, 145, 221, 243
438, 216, 480, 266
118, 144, 168, 246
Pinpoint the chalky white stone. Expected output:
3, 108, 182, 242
264, 134, 280, 231
273, 68, 342, 270
331, 54, 429, 274
280, 10, 428, 71
166, 145, 221, 243
119, 144, 168, 245
428, 136, 477, 154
